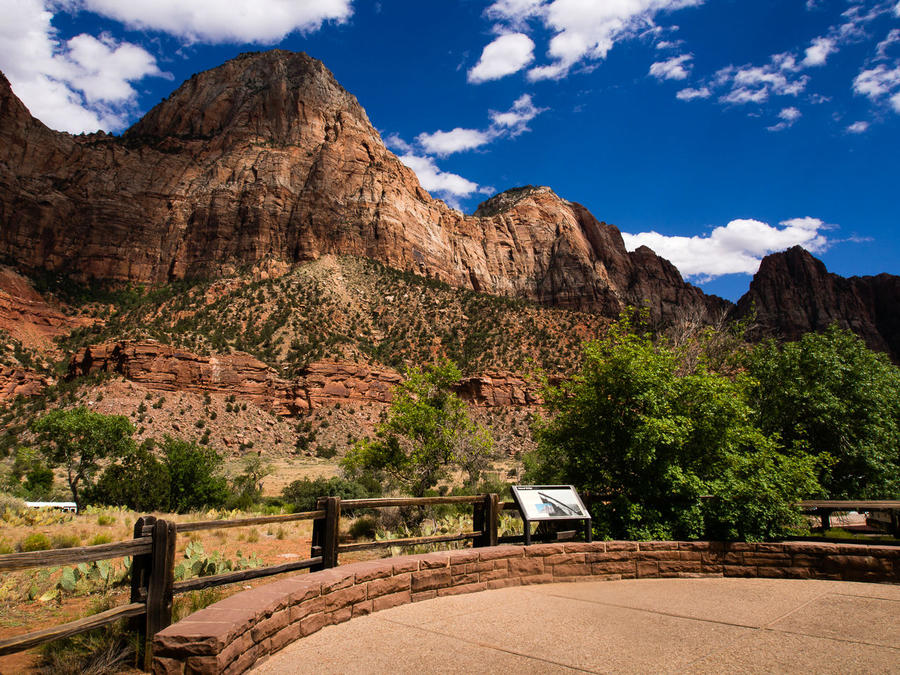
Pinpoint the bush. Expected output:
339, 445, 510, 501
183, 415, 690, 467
747, 326, 900, 499
90, 533, 113, 546
282, 476, 380, 512
19, 532, 52, 552
51, 533, 81, 549
527, 312, 820, 541
348, 516, 378, 540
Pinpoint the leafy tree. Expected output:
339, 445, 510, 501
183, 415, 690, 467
161, 437, 228, 513
342, 360, 493, 497
527, 314, 820, 541
30, 408, 135, 509
747, 325, 900, 499
229, 454, 272, 509
86, 441, 171, 512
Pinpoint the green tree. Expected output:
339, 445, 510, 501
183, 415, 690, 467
342, 359, 493, 497
161, 437, 228, 513
87, 440, 171, 512
282, 476, 378, 512
747, 325, 900, 499
30, 408, 135, 509
527, 314, 820, 541
230, 454, 272, 509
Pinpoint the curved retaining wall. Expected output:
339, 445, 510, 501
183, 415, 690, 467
152, 540, 900, 674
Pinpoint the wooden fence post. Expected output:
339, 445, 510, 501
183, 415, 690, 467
321, 496, 341, 569
129, 515, 155, 665
473, 496, 485, 547
310, 499, 325, 572
144, 519, 176, 670
485, 493, 499, 548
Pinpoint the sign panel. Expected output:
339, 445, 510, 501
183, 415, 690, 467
510, 485, 590, 521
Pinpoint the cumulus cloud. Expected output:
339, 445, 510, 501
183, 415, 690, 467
468, 32, 535, 83
481, 0, 704, 82
77, 0, 352, 44
416, 128, 493, 157
767, 106, 801, 131
488, 93, 546, 135
846, 120, 869, 133
649, 53, 692, 80
876, 29, 900, 59
802, 36, 836, 66
676, 86, 710, 100
853, 63, 900, 110
0, 0, 167, 132
398, 154, 492, 208
621, 217, 832, 281
716, 58, 809, 106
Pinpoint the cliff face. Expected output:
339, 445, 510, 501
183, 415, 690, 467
68, 341, 543, 414
734, 246, 900, 361
0, 50, 725, 325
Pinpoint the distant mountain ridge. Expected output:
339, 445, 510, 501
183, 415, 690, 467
0, 49, 897, 359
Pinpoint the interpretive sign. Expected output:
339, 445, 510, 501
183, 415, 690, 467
510, 485, 591, 544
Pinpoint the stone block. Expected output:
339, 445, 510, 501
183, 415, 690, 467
373, 590, 411, 611
508, 557, 544, 576
637, 561, 659, 578
437, 582, 488, 597
324, 584, 367, 612
250, 608, 289, 643
411, 567, 452, 592
367, 574, 410, 598
552, 563, 591, 577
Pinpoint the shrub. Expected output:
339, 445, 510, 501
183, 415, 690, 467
90, 533, 113, 546
51, 533, 81, 549
282, 476, 379, 512
348, 516, 378, 540
19, 532, 52, 552
747, 326, 900, 499
527, 311, 820, 541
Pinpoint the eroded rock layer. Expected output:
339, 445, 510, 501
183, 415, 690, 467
0, 50, 726, 326
68, 341, 543, 414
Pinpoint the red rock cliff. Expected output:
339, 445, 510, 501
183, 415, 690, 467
0, 51, 726, 325
733, 246, 900, 361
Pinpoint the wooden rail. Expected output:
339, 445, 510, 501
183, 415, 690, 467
0, 602, 146, 656
0, 494, 508, 667
0, 539, 151, 573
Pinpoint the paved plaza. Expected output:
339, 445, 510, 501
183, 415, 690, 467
251, 577, 899, 674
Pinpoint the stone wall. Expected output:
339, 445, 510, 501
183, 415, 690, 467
152, 540, 900, 674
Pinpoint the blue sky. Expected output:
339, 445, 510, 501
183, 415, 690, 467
1, 1, 898, 301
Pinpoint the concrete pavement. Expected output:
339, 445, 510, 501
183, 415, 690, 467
251, 577, 899, 674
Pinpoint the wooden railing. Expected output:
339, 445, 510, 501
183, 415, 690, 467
0, 493, 521, 667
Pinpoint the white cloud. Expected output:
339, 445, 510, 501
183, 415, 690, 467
468, 32, 535, 83
488, 93, 545, 135
876, 29, 900, 59
383, 132, 413, 154
416, 128, 493, 157
846, 120, 869, 133
649, 53, 692, 80
77, 0, 352, 44
802, 36, 836, 66
398, 153, 492, 207
891, 91, 900, 112
676, 86, 710, 100
767, 106, 801, 132
621, 217, 832, 280
0, 0, 167, 132
853, 64, 900, 101
896, 0, 900, 17
482, 0, 704, 82
716, 58, 809, 106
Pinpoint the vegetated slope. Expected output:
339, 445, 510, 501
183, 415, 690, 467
0, 50, 727, 326
58, 255, 611, 377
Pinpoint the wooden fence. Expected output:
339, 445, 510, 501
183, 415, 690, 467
0, 494, 524, 668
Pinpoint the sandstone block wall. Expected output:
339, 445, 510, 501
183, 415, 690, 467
152, 540, 899, 674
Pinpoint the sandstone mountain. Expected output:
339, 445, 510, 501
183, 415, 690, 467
734, 246, 900, 361
0, 50, 726, 325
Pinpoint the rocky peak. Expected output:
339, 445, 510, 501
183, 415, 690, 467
733, 246, 900, 361
126, 50, 368, 147
474, 186, 557, 217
